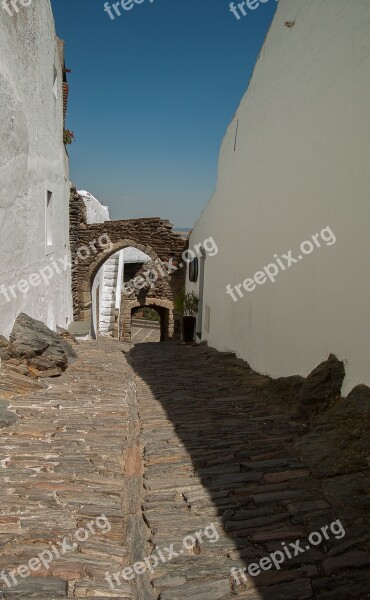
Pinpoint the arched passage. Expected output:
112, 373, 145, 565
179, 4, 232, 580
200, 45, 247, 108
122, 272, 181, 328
121, 299, 174, 343
78, 239, 162, 324
78, 239, 159, 337
90, 245, 152, 340
70, 192, 188, 336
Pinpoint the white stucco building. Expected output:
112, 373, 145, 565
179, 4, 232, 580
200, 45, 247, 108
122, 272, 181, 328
188, 0, 370, 395
0, 1, 73, 337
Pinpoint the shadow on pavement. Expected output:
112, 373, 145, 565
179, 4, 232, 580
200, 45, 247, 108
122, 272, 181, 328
127, 341, 370, 600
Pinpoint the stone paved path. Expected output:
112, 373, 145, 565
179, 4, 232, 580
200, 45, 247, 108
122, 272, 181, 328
131, 327, 160, 344
0, 339, 135, 599
128, 342, 370, 600
0, 339, 369, 600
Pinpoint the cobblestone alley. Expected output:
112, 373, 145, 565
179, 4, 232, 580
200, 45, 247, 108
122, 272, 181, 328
0, 337, 369, 599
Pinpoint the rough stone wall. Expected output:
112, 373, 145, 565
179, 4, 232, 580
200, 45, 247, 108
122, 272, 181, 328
120, 260, 181, 341
123, 263, 146, 283
123, 260, 174, 302
69, 189, 87, 321
120, 299, 174, 342
70, 199, 188, 327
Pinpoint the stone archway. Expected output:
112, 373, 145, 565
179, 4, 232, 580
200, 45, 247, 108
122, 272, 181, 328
122, 299, 174, 342
70, 191, 188, 334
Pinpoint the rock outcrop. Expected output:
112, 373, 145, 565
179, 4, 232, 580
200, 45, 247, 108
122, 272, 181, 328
298, 353, 345, 416
267, 353, 370, 510
0, 314, 77, 379
296, 384, 370, 476
295, 384, 370, 509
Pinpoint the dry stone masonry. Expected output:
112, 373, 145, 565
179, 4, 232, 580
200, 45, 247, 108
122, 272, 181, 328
120, 260, 177, 342
69, 189, 188, 337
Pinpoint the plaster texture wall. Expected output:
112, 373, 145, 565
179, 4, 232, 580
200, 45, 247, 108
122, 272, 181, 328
78, 190, 110, 224
187, 0, 370, 395
0, 1, 73, 337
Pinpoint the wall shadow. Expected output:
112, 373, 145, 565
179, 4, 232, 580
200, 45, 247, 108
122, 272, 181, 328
126, 342, 363, 600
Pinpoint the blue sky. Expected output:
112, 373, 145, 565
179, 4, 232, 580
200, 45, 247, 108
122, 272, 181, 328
51, 0, 277, 227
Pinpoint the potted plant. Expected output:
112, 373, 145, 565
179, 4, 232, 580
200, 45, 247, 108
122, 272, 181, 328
63, 129, 75, 145
175, 291, 199, 343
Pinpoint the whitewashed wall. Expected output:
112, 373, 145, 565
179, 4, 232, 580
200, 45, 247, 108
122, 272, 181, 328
79, 190, 109, 224
188, 0, 370, 395
0, 1, 73, 337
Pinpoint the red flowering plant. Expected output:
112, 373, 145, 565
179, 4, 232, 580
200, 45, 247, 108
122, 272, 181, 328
63, 129, 75, 145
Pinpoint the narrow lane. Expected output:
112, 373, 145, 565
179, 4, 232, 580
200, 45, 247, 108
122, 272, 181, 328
129, 341, 370, 600
0, 338, 368, 599
0, 339, 135, 600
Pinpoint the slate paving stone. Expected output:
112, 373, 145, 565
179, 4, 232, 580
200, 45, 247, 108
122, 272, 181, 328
322, 550, 370, 574
152, 575, 187, 588
264, 469, 311, 483
2, 577, 68, 597
0, 340, 134, 600
255, 578, 313, 600
286, 499, 330, 514
73, 580, 132, 597
225, 512, 291, 532
1, 338, 369, 599
251, 489, 307, 504
312, 572, 370, 599
128, 341, 370, 600
326, 530, 370, 557
251, 525, 306, 542
158, 578, 231, 599
253, 564, 319, 586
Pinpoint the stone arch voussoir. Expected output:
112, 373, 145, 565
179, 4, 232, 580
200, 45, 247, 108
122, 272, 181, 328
69, 194, 188, 329
121, 298, 174, 343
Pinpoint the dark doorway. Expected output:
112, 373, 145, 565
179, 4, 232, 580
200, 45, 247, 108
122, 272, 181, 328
130, 305, 170, 343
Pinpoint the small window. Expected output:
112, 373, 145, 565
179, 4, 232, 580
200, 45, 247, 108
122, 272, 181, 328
53, 66, 58, 99
46, 191, 53, 247
189, 257, 199, 282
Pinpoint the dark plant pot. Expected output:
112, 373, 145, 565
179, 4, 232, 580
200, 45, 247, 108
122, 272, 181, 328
182, 316, 196, 343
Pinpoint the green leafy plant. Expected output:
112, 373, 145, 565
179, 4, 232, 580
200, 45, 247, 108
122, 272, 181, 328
174, 291, 199, 316
63, 129, 75, 145
135, 307, 160, 322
